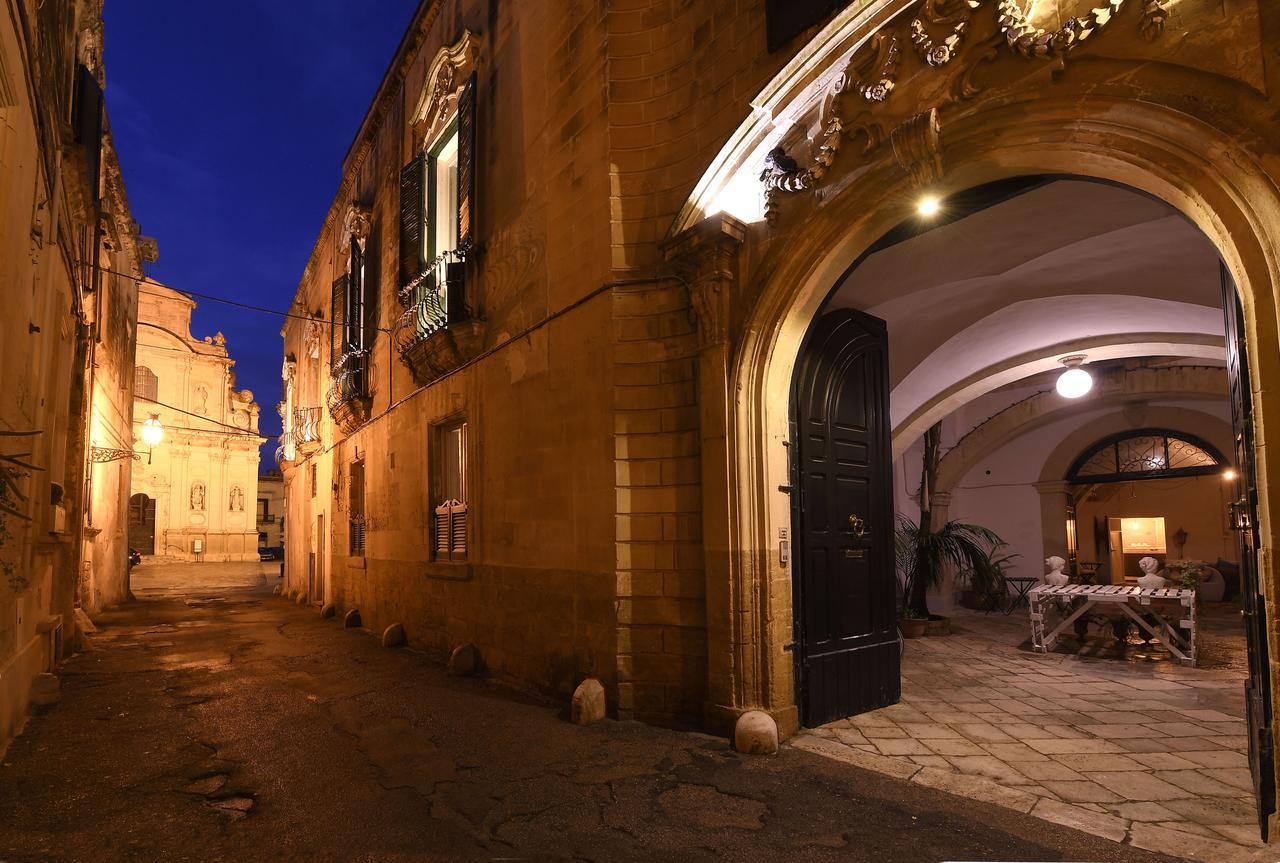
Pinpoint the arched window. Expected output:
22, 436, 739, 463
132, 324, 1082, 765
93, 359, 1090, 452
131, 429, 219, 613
1067, 428, 1226, 484
134, 366, 158, 402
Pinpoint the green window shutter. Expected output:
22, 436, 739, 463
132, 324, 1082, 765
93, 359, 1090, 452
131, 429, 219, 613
399, 155, 425, 285
456, 73, 477, 253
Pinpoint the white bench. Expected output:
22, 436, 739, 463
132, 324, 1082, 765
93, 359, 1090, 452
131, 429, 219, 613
1028, 583, 1197, 665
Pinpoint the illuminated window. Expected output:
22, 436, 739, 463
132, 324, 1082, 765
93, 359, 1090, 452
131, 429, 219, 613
1120, 517, 1167, 554
433, 418, 467, 563
134, 366, 158, 402
1068, 429, 1225, 484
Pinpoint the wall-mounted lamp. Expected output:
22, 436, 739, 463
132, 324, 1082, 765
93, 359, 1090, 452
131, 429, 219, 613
917, 195, 941, 217
140, 414, 164, 464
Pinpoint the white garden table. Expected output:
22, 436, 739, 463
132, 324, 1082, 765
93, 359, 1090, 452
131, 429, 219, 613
1028, 584, 1197, 665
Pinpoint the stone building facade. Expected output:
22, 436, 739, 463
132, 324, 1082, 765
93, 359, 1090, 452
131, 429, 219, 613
0, 0, 147, 746
256, 469, 284, 550
280, 0, 1280, 839
130, 280, 263, 562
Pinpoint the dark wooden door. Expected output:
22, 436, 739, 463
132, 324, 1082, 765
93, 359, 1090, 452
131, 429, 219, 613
127, 493, 155, 555
792, 309, 899, 726
1222, 263, 1275, 838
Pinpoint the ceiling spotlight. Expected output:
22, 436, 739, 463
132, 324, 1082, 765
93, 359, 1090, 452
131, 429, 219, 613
1223, 469, 1237, 481
917, 195, 941, 217
1055, 355, 1093, 399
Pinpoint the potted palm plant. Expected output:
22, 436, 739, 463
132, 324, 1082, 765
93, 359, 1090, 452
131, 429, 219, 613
896, 514, 1002, 637
960, 543, 1020, 611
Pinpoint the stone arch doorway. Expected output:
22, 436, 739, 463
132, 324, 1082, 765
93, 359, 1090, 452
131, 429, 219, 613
665, 0, 1280, 838
128, 493, 156, 556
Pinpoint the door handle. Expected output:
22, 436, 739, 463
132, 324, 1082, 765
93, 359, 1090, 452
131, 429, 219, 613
848, 514, 867, 537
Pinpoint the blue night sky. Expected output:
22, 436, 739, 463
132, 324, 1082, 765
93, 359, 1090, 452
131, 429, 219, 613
103, 1, 420, 467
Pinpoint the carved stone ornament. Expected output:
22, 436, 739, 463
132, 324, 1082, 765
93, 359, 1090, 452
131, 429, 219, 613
1140, 0, 1168, 41
910, 0, 981, 67
758, 0, 1136, 217
849, 33, 901, 102
890, 108, 944, 187
304, 318, 323, 360
663, 215, 747, 348
281, 357, 297, 382
411, 29, 481, 145
340, 201, 372, 253
996, 0, 1125, 58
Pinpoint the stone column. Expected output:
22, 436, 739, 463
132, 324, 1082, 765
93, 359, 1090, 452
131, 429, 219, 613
664, 213, 754, 734
928, 491, 957, 612
1035, 480, 1072, 566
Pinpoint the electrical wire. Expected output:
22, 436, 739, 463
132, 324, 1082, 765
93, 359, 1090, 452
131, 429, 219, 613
80, 261, 393, 333
134, 395, 264, 437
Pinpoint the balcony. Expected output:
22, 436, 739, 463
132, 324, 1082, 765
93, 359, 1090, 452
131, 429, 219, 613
394, 252, 484, 386
326, 350, 371, 432
292, 407, 322, 455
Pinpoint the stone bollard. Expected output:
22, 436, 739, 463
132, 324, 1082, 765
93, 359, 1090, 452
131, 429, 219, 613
734, 710, 779, 755
294, 592, 308, 606
272, 584, 283, 597
381, 623, 406, 648
320, 603, 336, 619
28, 673, 60, 710
343, 609, 362, 628
448, 643, 480, 676
570, 678, 606, 725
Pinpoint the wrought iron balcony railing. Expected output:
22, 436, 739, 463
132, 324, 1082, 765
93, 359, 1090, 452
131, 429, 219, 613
275, 431, 296, 465
326, 350, 369, 416
292, 407, 322, 453
395, 250, 467, 355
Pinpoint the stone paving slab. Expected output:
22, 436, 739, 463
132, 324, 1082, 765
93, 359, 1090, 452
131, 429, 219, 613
794, 606, 1272, 863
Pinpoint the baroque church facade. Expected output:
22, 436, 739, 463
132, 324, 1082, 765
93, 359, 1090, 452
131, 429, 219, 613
131, 280, 264, 561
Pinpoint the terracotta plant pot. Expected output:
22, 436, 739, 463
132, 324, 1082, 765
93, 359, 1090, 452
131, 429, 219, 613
900, 617, 928, 638
925, 615, 951, 636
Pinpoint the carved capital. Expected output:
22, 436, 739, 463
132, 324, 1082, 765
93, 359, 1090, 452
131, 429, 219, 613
663, 214, 746, 348
890, 108, 944, 188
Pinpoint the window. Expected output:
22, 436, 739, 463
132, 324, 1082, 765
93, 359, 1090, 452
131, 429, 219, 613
134, 366, 158, 402
1068, 429, 1226, 484
397, 74, 475, 343
433, 419, 467, 562
427, 123, 459, 261
349, 460, 365, 556
258, 498, 269, 521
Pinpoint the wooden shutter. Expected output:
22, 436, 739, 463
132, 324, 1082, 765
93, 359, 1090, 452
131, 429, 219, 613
330, 275, 348, 369
399, 155, 425, 285
434, 500, 467, 561
456, 74, 477, 253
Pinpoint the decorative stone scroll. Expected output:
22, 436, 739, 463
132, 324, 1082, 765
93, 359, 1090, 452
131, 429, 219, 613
910, 0, 981, 67
411, 29, 481, 146
995, 0, 1125, 58
758, 0, 1141, 216
340, 201, 372, 254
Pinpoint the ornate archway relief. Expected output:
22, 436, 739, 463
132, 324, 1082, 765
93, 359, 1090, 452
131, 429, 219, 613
935, 364, 1230, 495
678, 0, 1263, 235
410, 29, 480, 147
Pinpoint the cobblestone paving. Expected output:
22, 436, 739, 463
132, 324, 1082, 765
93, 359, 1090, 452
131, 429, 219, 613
0, 563, 1181, 863
795, 606, 1268, 863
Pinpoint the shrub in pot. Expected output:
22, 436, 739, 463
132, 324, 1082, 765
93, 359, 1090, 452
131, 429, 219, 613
896, 514, 1002, 635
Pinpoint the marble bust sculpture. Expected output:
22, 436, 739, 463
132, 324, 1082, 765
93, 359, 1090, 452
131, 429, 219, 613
1044, 556, 1070, 586
1137, 556, 1167, 590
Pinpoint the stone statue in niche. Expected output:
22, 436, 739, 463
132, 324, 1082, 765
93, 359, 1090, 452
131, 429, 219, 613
1137, 556, 1167, 590
193, 385, 209, 415
1043, 556, 1069, 586
190, 482, 206, 511
229, 485, 244, 512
